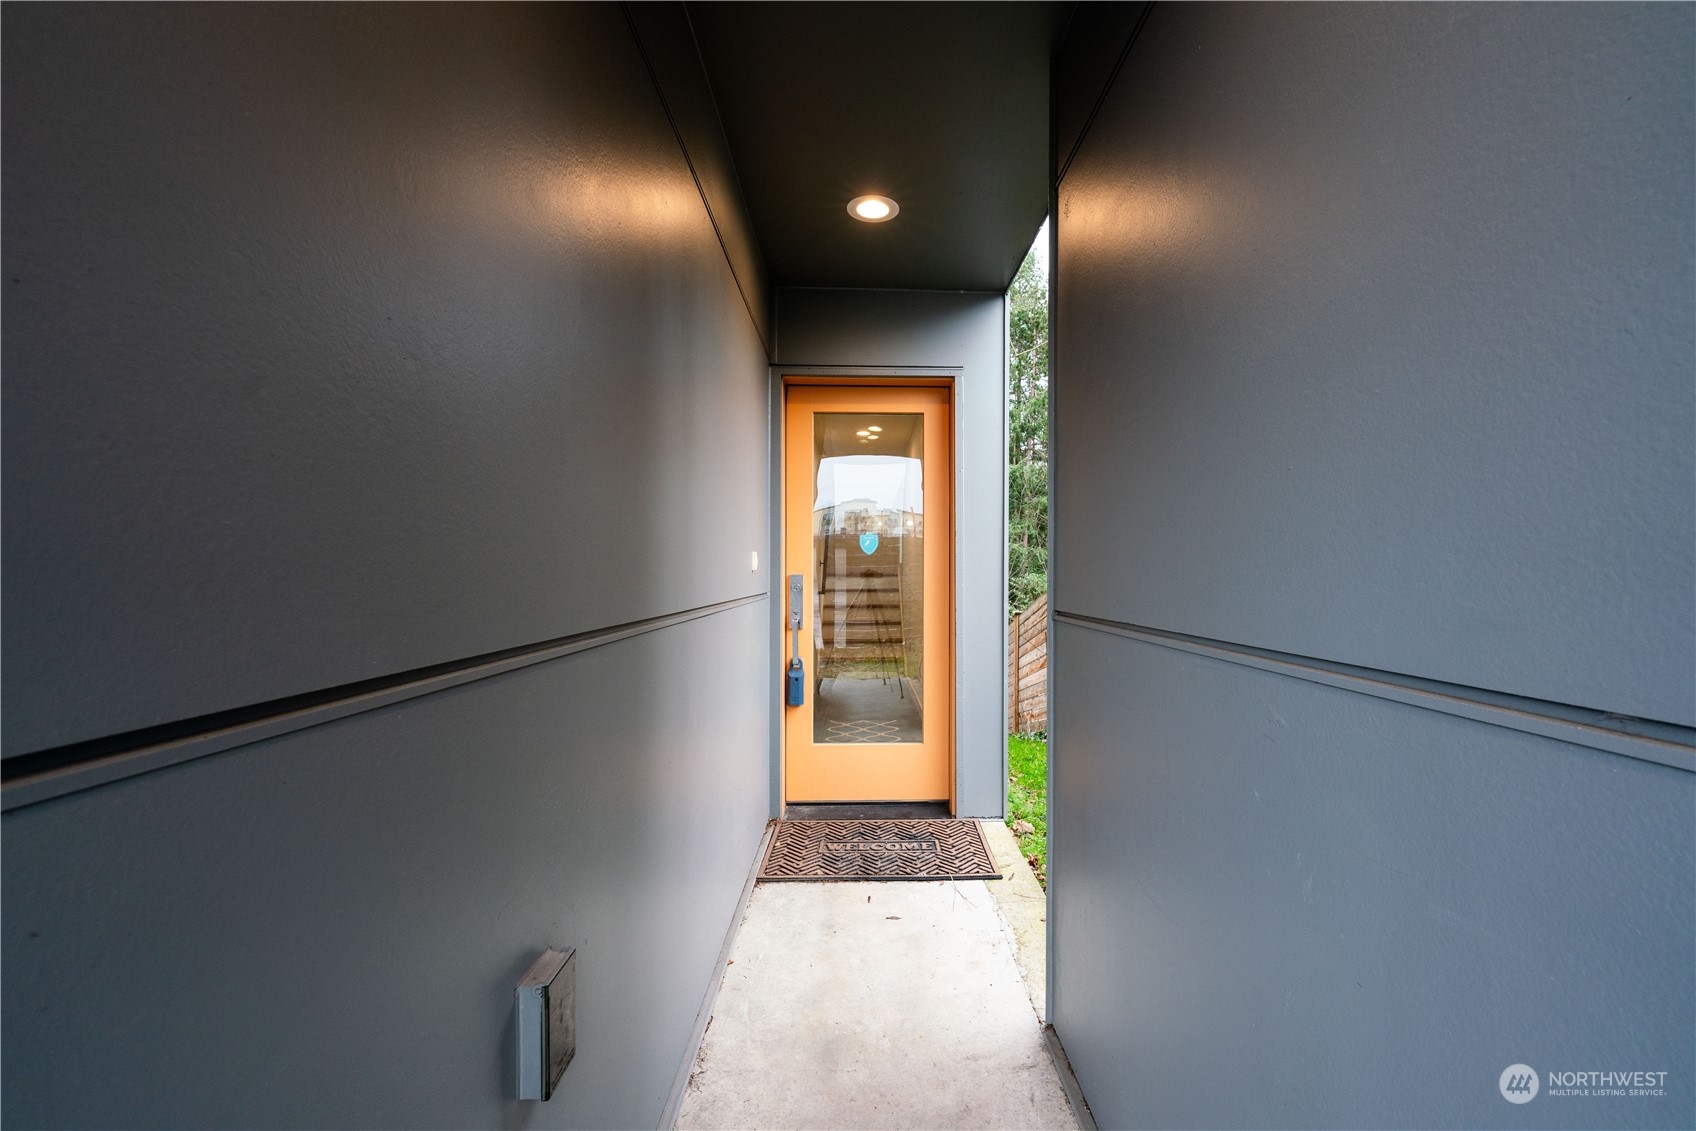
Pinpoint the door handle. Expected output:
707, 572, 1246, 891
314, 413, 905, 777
786, 574, 805, 706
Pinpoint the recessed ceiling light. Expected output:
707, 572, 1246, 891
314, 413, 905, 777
856, 430, 870, 436
848, 195, 899, 223
867, 426, 882, 432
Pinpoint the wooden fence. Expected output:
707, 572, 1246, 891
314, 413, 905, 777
1006, 592, 1048, 734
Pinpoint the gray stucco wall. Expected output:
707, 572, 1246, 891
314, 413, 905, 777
3, 5, 770, 1127
4, 609, 769, 1129
1052, 625, 1693, 1130
2, 2, 771, 757
774, 288, 1007, 818
1049, 4, 1695, 1128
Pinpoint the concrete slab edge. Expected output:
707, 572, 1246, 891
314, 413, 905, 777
980, 819, 1048, 1021
1043, 1023, 1098, 1131
660, 820, 776, 1130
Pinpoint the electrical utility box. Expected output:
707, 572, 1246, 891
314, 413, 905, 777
515, 948, 576, 1101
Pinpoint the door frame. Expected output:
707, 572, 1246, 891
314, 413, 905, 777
768, 368, 961, 815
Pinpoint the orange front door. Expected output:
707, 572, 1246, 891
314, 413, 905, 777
783, 385, 953, 804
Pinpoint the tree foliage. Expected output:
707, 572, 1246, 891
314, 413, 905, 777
1007, 244, 1048, 613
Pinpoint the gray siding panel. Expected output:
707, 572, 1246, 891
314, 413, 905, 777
1055, 2, 1694, 726
2, 3, 770, 756
1051, 2, 1148, 182
1052, 622, 1694, 1130
2, 607, 770, 1130
2, 4, 772, 1125
775, 288, 1007, 817
1050, 5, 1696, 1128
623, 1, 772, 351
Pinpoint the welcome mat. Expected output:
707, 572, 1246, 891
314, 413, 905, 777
758, 819, 1000, 881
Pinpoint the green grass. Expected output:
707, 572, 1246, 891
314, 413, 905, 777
1006, 733, 1048, 887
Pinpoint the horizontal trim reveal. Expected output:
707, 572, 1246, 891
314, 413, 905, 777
3, 594, 768, 812
1054, 612, 1695, 774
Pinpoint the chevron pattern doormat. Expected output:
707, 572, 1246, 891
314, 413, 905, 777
758, 819, 1000, 881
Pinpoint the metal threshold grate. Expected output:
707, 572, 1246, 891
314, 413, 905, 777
758, 819, 1000, 882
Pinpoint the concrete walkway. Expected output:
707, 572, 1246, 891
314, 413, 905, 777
676, 825, 1077, 1131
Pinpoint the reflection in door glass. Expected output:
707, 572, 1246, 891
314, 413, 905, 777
812, 414, 924, 743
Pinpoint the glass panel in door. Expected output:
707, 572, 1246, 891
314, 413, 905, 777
811, 413, 925, 743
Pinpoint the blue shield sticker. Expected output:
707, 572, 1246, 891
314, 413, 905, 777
858, 532, 880, 555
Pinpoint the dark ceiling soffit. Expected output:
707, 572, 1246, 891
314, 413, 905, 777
777, 285, 1008, 296
688, 2, 1053, 293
